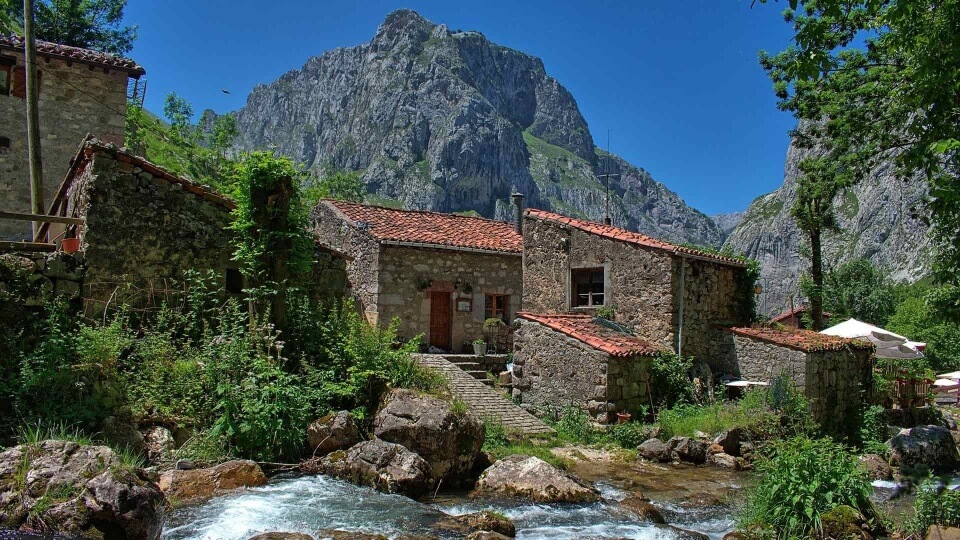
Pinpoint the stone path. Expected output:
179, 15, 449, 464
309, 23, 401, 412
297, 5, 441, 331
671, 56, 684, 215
414, 354, 554, 435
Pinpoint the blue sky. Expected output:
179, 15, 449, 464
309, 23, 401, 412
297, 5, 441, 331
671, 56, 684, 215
125, 0, 798, 215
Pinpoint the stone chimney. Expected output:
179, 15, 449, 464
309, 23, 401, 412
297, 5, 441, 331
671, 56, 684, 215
511, 193, 525, 234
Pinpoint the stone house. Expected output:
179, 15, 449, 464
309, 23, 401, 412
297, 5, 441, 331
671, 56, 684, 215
45, 137, 346, 310
725, 326, 874, 425
513, 312, 665, 421
312, 200, 523, 352
0, 36, 145, 240
521, 208, 752, 372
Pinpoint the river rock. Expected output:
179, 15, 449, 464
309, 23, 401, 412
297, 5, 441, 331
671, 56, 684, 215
859, 453, 893, 481
249, 534, 314, 540
473, 455, 600, 503
317, 530, 387, 540
668, 436, 708, 464
888, 425, 960, 472
465, 533, 512, 540
0, 439, 164, 540
102, 415, 146, 454
319, 439, 432, 496
374, 389, 485, 482
656, 525, 710, 540
619, 496, 665, 524
307, 411, 364, 457
820, 505, 871, 540
707, 452, 738, 469
926, 526, 960, 540
141, 425, 176, 464
637, 439, 671, 462
713, 428, 745, 457
158, 459, 268, 504
434, 510, 516, 537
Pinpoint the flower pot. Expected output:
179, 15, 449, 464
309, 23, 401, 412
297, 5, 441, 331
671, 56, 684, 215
617, 412, 632, 424
61, 237, 80, 254
472, 342, 487, 356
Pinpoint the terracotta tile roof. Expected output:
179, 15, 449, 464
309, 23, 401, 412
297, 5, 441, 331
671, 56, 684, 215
518, 312, 664, 357
525, 208, 747, 267
770, 305, 833, 324
67, 136, 234, 210
727, 326, 874, 353
0, 35, 145, 76
324, 200, 522, 254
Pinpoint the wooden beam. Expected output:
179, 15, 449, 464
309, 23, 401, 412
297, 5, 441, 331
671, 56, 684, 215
0, 241, 55, 252
0, 211, 84, 225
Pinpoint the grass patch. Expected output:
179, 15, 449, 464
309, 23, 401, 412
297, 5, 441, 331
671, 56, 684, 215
481, 417, 568, 469
17, 421, 93, 446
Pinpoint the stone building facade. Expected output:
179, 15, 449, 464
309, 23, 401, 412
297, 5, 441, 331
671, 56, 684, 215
521, 209, 750, 372
312, 200, 523, 352
0, 36, 144, 240
513, 312, 662, 421
726, 326, 875, 426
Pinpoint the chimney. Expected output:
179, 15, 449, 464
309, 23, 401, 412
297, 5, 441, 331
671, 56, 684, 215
511, 193, 525, 234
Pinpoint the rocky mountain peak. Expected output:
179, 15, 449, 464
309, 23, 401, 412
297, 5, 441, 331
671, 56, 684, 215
232, 10, 723, 247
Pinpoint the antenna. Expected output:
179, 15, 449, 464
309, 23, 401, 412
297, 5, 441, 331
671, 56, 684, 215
596, 129, 620, 225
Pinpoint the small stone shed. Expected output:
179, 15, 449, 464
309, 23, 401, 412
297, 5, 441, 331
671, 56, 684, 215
513, 312, 665, 421
312, 200, 522, 352
41, 137, 347, 310
0, 36, 145, 240
725, 326, 875, 424
521, 209, 752, 372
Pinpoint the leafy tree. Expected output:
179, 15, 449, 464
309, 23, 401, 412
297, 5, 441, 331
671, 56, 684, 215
3, 0, 136, 55
163, 92, 195, 142
303, 169, 366, 204
822, 258, 897, 325
209, 112, 238, 156
757, 0, 960, 322
887, 285, 960, 372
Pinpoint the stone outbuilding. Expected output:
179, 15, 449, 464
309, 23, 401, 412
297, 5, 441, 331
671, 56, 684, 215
521, 209, 752, 372
725, 326, 875, 425
0, 36, 145, 240
512, 312, 664, 421
312, 200, 523, 352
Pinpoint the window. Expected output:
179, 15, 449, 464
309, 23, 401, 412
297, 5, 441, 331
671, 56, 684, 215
485, 294, 510, 321
0, 65, 9, 96
9, 66, 40, 99
572, 268, 605, 307
225, 268, 243, 294
0, 137, 9, 150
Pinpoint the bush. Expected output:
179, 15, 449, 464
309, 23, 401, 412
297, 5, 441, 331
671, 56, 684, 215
738, 436, 874, 539
607, 419, 650, 449
909, 475, 960, 535
649, 353, 694, 409
551, 406, 599, 444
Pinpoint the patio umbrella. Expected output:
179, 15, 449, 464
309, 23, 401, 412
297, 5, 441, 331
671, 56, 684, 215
938, 371, 960, 380
935, 378, 959, 387
821, 318, 924, 359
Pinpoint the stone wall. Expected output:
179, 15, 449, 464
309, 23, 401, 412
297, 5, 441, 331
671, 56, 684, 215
0, 51, 131, 240
66, 148, 235, 309
0, 251, 84, 306
512, 319, 651, 420
378, 246, 522, 351
522, 215, 748, 370
731, 333, 874, 427
311, 202, 381, 323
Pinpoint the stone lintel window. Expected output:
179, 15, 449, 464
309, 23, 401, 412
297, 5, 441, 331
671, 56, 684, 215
485, 294, 510, 322
0, 56, 13, 96
9, 65, 40, 99
572, 268, 605, 307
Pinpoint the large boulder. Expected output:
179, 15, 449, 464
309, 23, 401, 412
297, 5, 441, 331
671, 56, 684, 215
158, 459, 267, 505
619, 496, 666, 524
317, 531, 388, 540
434, 510, 516, 537
713, 428, 745, 457
859, 454, 893, 481
668, 437, 708, 464
141, 426, 176, 465
374, 389, 485, 482
926, 526, 960, 540
318, 439, 432, 497
888, 425, 960, 472
472, 455, 600, 503
637, 439, 671, 463
820, 505, 871, 540
0, 440, 165, 540
307, 411, 364, 457
249, 534, 314, 540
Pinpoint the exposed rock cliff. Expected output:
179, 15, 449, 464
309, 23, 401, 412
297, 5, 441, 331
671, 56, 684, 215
724, 138, 932, 315
233, 10, 721, 246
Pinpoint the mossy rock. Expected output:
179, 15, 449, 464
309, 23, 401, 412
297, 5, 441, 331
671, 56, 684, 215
821, 505, 870, 540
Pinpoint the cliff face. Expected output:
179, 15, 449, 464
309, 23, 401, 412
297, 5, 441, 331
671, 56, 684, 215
724, 138, 932, 315
233, 10, 722, 246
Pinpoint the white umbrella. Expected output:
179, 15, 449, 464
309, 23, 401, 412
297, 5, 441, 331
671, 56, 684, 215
821, 318, 924, 359
935, 378, 959, 387
938, 371, 960, 380
724, 380, 769, 387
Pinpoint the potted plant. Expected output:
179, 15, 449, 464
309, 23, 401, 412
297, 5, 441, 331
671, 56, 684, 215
472, 338, 487, 356
616, 412, 632, 424
61, 236, 80, 254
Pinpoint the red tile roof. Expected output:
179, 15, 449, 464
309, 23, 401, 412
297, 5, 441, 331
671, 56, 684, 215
324, 200, 522, 254
525, 208, 747, 267
0, 35, 145, 76
518, 312, 664, 357
67, 136, 234, 210
727, 326, 873, 353
770, 305, 833, 324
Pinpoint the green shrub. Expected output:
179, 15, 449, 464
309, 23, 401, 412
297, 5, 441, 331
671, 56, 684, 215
858, 405, 890, 456
909, 475, 960, 535
738, 436, 874, 539
607, 419, 651, 449
552, 406, 599, 444
649, 353, 694, 409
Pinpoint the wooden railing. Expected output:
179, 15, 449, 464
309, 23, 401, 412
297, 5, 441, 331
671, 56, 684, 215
0, 210, 84, 252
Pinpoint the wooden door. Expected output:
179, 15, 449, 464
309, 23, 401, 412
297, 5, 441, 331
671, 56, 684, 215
429, 291, 452, 350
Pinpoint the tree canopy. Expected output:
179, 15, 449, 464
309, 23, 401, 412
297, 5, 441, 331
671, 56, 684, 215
2, 0, 136, 55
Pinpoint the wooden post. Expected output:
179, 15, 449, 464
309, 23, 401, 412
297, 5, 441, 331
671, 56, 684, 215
23, 0, 44, 240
